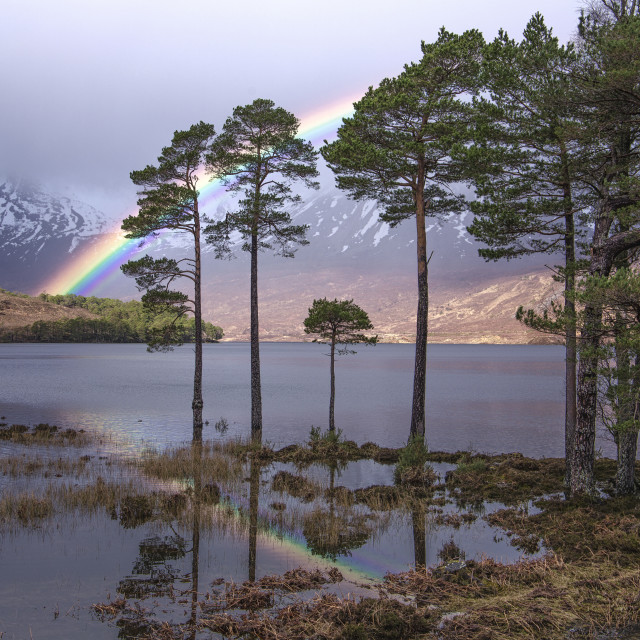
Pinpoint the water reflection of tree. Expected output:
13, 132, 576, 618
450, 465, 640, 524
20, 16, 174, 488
302, 463, 373, 561
187, 441, 203, 639
248, 454, 260, 583
113, 441, 203, 639
412, 502, 426, 569
117, 534, 186, 599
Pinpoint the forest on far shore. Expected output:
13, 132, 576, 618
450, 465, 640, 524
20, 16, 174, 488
0, 291, 224, 344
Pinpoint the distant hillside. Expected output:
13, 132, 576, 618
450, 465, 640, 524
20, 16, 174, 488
0, 289, 98, 329
204, 264, 564, 344
0, 291, 223, 343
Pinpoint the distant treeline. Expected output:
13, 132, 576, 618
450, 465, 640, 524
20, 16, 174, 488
0, 293, 223, 344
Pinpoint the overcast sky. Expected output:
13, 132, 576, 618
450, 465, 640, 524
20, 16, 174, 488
1, 0, 583, 218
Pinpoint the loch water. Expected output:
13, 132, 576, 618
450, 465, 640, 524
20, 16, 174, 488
0, 342, 590, 457
0, 343, 623, 639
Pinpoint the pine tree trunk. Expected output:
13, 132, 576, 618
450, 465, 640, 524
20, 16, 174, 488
616, 427, 638, 494
250, 232, 262, 440
572, 213, 613, 496
565, 279, 577, 487
614, 326, 638, 495
573, 314, 599, 495
410, 165, 428, 444
192, 208, 204, 444
189, 441, 202, 635
329, 335, 336, 432
562, 161, 577, 488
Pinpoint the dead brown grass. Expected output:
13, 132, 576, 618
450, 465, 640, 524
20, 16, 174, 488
137, 442, 243, 485
0, 423, 91, 446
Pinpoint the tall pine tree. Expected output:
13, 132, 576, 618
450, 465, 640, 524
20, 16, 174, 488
121, 121, 216, 443
460, 14, 585, 486
321, 29, 484, 444
205, 99, 318, 441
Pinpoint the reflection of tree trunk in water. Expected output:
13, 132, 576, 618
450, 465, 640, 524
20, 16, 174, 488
188, 441, 202, 640
412, 504, 426, 569
329, 465, 335, 523
248, 455, 260, 583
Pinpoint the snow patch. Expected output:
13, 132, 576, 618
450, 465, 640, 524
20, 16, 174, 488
328, 226, 339, 237
454, 222, 473, 244
69, 236, 81, 253
356, 211, 379, 237
373, 222, 390, 247
360, 200, 377, 219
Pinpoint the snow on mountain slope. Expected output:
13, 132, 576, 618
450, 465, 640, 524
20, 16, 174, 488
0, 178, 556, 342
0, 179, 109, 292
0, 179, 108, 252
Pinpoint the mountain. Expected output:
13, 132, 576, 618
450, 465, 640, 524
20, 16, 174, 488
0, 179, 110, 292
0, 177, 561, 343
198, 186, 558, 343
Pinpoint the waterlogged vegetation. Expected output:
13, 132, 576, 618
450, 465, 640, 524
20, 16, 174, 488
1, 421, 639, 639
2, 2, 640, 639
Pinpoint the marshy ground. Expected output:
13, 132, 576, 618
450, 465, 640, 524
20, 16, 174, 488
1, 422, 639, 639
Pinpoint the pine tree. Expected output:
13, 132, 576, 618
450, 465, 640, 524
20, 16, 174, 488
303, 298, 377, 433
121, 121, 216, 443
321, 29, 484, 444
460, 14, 585, 486
205, 99, 319, 441
569, 3, 640, 494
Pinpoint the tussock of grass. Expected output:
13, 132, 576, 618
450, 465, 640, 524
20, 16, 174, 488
204, 568, 344, 613
0, 423, 91, 446
445, 453, 566, 504
200, 592, 432, 640
228, 440, 400, 465
137, 442, 243, 485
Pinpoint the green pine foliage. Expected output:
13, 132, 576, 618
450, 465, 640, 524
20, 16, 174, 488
205, 98, 319, 259
303, 298, 377, 352
321, 28, 484, 443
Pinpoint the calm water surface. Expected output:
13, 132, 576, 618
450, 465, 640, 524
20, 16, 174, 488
0, 342, 626, 639
0, 341, 605, 457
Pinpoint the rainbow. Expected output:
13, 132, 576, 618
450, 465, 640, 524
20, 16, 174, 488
38, 96, 358, 297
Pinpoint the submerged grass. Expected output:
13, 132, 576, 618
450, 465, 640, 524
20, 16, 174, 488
0, 476, 189, 531
0, 454, 91, 477
0, 423, 92, 446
